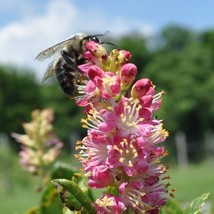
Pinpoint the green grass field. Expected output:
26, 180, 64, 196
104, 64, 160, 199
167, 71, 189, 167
0, 155, 214, 214
0, 160, 42, 214
169, 160, 214, 213
169, 161, 214, 204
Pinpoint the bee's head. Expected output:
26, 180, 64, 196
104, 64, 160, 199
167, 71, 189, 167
83, 35, 101, 43
83, 33, 119, 49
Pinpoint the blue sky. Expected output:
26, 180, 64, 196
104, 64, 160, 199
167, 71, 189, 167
0, 0, 214, 79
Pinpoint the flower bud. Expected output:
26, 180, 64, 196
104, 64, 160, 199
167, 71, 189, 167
88, 65, 103, 81
120, 63, 138, 90
131, 78, 153, 98
83, 51, 99, 64
118, 50, 131, 63
85, 41, 108, 58
88, 166, 114, 188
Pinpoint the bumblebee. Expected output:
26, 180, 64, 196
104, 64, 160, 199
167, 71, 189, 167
35, 33, 102, 96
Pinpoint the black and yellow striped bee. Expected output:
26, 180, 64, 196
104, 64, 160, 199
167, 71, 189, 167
35, 33, 102, 96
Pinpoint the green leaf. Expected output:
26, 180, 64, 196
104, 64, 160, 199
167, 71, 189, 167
183, 193, 210, 214
106, 186, 119, 196
52, 179, 96, 214
24, 184, 64, 214
40, 183, 64, 214
160, 199, 183, 214
24, 206, 40, 214
63, 206, 75, 214
51, 161, 76, 180
71, 173, 95, 201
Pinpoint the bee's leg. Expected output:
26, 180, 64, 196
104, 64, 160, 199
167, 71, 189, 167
61, 50, 84, 74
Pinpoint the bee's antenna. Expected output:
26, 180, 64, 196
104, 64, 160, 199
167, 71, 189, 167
83, 31, 119, 49
101, 41, 119, 49
83, 31, 111, 41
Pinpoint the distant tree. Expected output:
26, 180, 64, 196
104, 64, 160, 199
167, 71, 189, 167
158, 24, 194, 51
198, 29, 214, 128
199, 30, 214, 51
0, 65, 42, 148
142, 26, 214, 161
118, 32, 150, 74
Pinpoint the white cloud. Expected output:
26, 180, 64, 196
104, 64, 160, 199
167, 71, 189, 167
0, 0, 153, 80
0, 0, 79, 79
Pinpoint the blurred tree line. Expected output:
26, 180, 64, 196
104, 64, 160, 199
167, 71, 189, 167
1, 24, 214, 162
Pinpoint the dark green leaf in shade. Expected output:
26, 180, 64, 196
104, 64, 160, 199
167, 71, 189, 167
40, 183, 64, 214
51, 162, 76, 180
24, 184, 64, 214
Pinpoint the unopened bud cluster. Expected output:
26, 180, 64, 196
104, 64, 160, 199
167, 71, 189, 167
12, 109, 62, 175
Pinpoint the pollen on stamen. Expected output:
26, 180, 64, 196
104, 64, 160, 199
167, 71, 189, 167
153, 90, 165, 102
96, 195, 115, 207
118, 139, 139, 167
119, 157, 125, 163
102, 75, 117, 86
128, 191, 146, 213
128, 160, 133, 167
149, 124, 169, 144
81, 108, 105, 132
120, 100, 143, 131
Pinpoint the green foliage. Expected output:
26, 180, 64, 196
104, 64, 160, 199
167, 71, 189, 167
159, 25, 193, 51
39, 184, 64, 214
143, 42, 214, 134
51, 162, 76, 180
160, 199, 183, 214
0, 151, 42, 214
169, 162, 214, 206
22, 161, 96, 214
142, 25, 214, 161
160, 194, 210, 214
0, 66, 42, 148
24, 184, 63, 214
118, 32, 150, 74
183, 193, 210, 214
199, 30, 214, 53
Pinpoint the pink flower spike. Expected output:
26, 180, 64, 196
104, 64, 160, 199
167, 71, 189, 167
74, 37, 170, 213
131, 78, 153, 98
12, 109, 62, 175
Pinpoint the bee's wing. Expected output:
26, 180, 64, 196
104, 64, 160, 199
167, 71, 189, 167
35, 40, 70, 61
35, 33, 86, 61
42, 60, 56, 82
